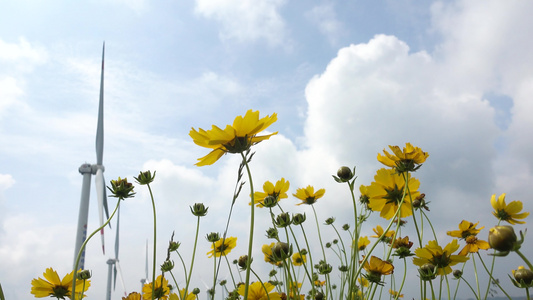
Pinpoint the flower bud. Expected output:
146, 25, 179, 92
108, 177, 135, 200
134, 170, 156, 185
272, 242, 292, 261
336, 166, 355, 182
315, 291, 325, 300
219, 280, 227, 286
206, 232, 220, 243
262, 195, 278, 208
192, 288, 200, 295
266, 227, 279, 239
274, 212, 292, 228
169, 240, 181, 252
488, 225, 517, 252
342, 224, 350, 231
513, 266, 533, 287
453, 270, 462, 279
324, 217, 335, 225
190, 203, 208, 217
292, 213, 306, 225
269, 270, 277, 277
317, 262, 333, 275
76, 270, 92, 280
419, 263, 437, 281
161, 260, 174, 272
238, 255, 252, 270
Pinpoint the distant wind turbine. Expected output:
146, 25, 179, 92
106, 205, 127, 299
73, 42, 111, 270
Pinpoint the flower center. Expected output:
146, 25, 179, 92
496, 209, 511, 221
384, 184, 404, 205
432, 253, 451, 268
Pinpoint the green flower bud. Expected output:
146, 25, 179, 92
269, 269, 277, 277
334, 166, 355, 183
272, 242, 292, 261
453, 270, 462, 279
512, 266, 533, 288
262, 195, 278, 208
317, 262, 332, 275
342, 224, 350, 231
274, 212, 292, 228
76, 270, 92, 280
206, 232, 220, 242
190, 203, 208, 217
169, 240, 181, 252
238, 255, 252, 270
161, 260, 174, 272
488, 225, 517, 252
134, 170, 156, 185
192, 288, 200, 295
324, 217, 335, 225
219, 280, 227, 286
419, 263, 437, 281
266, 227, 279, 239
108, 177, 135, 200
292, 213, 306, 225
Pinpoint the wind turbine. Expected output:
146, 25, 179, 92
73, 42, 111, 270
140, 240, 149, 293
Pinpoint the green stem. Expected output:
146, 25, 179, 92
72, 199, 121, 297
241, 152, 255, 300
183, 216, 201, 298
477, 252, 513, 300
516, 249, 533, 270
147, 183, 157, 300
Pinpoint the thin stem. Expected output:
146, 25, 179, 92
241, 152, 255, 300
183, 216, 201, 298
72, 199, 121, 297
516, 249, 533, 270
147, 183, 157, 300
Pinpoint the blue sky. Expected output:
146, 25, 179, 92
1, 0, 532, 299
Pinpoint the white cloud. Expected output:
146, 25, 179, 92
194, 0, 288, 46
305, 3, 344, 46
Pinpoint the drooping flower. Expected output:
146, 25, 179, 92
31, 268, 90, 299
207, 236, 237, 257
370, 225, 395, 241
447, 220, 484, 239
365, 168, 420, 219
142, 275, 170, 300
189, 110, 278, 166
251, 178, 290, 207
491, 193, 530, 225
362, 256, 394, 284
237, 281, 282, 300
377, 143, 428, 172
412, 240, 469, 275
293, 185, 325, 206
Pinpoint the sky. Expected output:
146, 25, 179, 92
1, 0, 533, 299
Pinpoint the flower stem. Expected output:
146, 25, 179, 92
72, 199, 121, 297
183, 216, 201, 298
516, 249, 533, 270
240, 152, 255, 300
147, 183, 157, 300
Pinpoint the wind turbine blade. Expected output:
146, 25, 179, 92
116, 260, 127, 296
96, 42, 105, 166
95, 168, 106, 254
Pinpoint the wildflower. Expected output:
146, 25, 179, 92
292, 252, 307, 266
357, 236, 370, 251
358, 277, 369, 287
142, 275, 170, 300
453, 269, 463, 279
265, 227, 279, 239
31, 268, 90, 299
370, 225, 395, 242
293, 185, 326, 205
389, 289, 404, 298
207, 236, 237, 257
491, 193, 530, 225
377, 143, 428, 173
238, 255, 251, 270
418, 263, 437, 281
108, 177, 135, 200
359, 185, 371, 209
189, 110, 277, 166
458, 235, 490, 256
324, 217, 335, 225
206, 232, 220, 243
238, 281, 281, 300
292, 213, 306, 225
252, 178, 290, 207
412, 240, 469, 275
160, 260, 174, 272
365, 168, 420, 219
392, 236, 414, 259
317, 261, 333, 275
511, 266, 533, 288
362, 256, 394, 284
447, 220, 484, 239
272, 242, 292, 261
123, 292, 142, 300
274, 212, 292, 227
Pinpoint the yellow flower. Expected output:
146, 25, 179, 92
362, 256, 394, 284
293, 185, 325, 206
189, 110, 277, 166
377, 143, 428, 172
251, 178, 290, 207
366, 168, 420, 219
370, 225, 395, 240
31, 268, 90, 299
207, 236, 237, 257
142, 275, 170, 300
413, 240, 469, 275
292, 252, 307, 266
491, 193, 530, 225
458, 235, 490, 256
168, 289, 195, 300
123, 292, 141, 300
389, 289, 404, 298
358, 276, 369, 288
447, 220, 484, 239
237, 281, 282, 300
357, 236, 370, 251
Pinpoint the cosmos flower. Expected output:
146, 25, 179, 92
293, 185, 326, 206
142, 275, 170, 300
377, 143, 428, 172
31, 268, 90, 299
207, 236, 237, 257
262, 243, 283, 266
491, 193, 530, 225
251, 178, 290, 207
365, 168, 420, 219
237, 281, 282, 300
189, 110, 277, 166
412, 240, 469, 275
